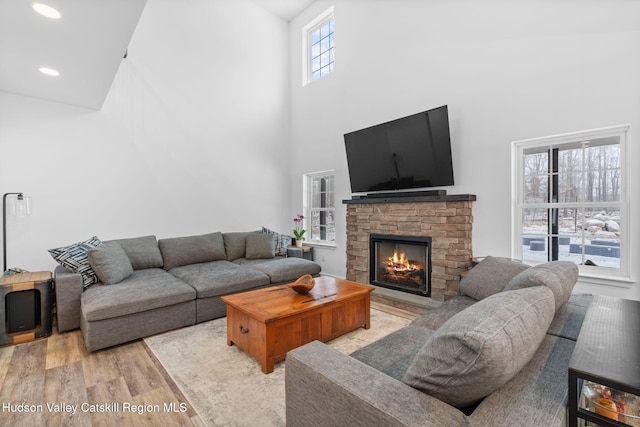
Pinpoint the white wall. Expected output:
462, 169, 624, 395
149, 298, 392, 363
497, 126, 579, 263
289, 0, 640, 300
1, 0, 637, 301
0, 0, 290, 272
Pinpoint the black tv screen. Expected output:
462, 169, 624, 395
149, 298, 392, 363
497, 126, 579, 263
344, 105, 454, 194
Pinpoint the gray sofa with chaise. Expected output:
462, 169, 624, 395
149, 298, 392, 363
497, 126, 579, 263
286, 257, 591, 427
53, 231, 321, 352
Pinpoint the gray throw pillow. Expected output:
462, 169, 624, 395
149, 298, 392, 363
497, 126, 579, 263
504, 261, 578, 311
223, 232, 252, 261
246, 233, 276, 260
158, 232, 227, 270
403, 286, 555, 409
458, 256, 530, 300
110, 235, 163, 270
48, 236, 102, 287
88, 242, 134, 285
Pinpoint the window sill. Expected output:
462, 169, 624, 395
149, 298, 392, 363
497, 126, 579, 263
304, 241, 336, 249
578, 271, 634, 288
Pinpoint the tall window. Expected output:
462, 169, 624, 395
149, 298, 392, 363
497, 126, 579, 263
304, 171, 335, 246
302, 6, 334, 85
512, 125, 629, 281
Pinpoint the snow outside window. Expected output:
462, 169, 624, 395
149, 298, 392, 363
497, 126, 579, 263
512, 125, 630, 283
304, 171, 335, 246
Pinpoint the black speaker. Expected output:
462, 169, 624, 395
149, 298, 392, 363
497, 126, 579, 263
6, 289, 41, 334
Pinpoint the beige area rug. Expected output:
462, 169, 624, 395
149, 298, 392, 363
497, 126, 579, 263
144, 304, 414, 427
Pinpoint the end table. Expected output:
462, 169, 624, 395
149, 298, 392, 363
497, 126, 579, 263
288, 245, 314, 261
568, 296, 640, 427
0, 271, 53, 346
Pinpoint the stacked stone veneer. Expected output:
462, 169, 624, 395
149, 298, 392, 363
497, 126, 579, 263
345, 195, 476, 302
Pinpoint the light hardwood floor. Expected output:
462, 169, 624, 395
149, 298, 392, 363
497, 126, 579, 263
0, 325, 204, 427
0, 296, 425, 427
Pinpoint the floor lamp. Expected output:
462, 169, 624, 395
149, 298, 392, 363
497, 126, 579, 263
3, 192, 31, 272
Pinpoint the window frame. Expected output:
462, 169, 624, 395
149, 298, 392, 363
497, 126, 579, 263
303, 170, 336, 247
511, 125, 631, 285
301, 6, 335, 86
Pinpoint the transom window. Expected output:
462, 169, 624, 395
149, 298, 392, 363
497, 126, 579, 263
512, 125, 629, 281
304, 171, 336, 246
302, 6, 334, 85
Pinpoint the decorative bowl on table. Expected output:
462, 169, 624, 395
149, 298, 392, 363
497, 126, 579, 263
289, 274, 315, 294
582, 380, 640, 426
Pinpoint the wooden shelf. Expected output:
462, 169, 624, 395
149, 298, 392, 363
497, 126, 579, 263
343, 194, 476, 205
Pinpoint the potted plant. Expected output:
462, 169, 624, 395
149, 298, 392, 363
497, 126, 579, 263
293, 214, 305, 248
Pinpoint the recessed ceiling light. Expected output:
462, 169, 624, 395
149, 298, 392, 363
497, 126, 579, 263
32, 3, 61, 19
39, 67, 60, 77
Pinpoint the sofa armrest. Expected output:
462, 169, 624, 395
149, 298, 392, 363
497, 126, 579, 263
54, 265, 83, 332
285, 341, 469, 427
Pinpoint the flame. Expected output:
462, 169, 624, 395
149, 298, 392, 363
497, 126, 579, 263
387, 250, 419, 272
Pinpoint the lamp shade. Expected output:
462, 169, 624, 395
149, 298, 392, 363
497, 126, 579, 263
8, 196, 32, 217
3, 192, 32, 272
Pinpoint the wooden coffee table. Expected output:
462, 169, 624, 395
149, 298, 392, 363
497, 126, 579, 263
221, 276, 374, 373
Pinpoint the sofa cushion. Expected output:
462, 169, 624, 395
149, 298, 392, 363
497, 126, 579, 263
409, 295, 477, 330
245, 233, 276, 259
88, 242, 134, 285
159, 232, 226, 270
110, 235, 163, 270
468, 334, 577, 427
262, 227, 291, 257
233, 257, 321, 283
81, 268, 196, 322
351, 326, 436, 381
403, 286, 556, 409
547, 293, 592, 341
223, 232, 249, 261
458, 256, 530, 301
222, 231, 262, 261
48, 236, 102, 287
504, 261, 579, 311
168, 260, 271, 298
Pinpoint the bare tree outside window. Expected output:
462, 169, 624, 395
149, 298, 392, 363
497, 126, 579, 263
514, 126, 628, 279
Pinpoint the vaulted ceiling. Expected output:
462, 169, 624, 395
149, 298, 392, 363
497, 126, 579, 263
0, 0, 147, 109
0, 0, 314, 110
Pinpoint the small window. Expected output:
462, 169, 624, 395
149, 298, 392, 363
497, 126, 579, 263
512, 125, 630, 282
302, 6, 334, 85
304, 171, 335, 246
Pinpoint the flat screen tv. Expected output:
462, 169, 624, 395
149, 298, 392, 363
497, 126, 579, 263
344, 105, 454, 194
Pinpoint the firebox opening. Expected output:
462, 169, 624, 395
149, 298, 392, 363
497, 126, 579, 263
370, 234, 432, 296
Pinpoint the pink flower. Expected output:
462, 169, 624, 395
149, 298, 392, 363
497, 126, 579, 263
293, 214, 306, 240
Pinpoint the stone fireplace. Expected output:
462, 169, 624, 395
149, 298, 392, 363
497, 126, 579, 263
344, 194, 476, 302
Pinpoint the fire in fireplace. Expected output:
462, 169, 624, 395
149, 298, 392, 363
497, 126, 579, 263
370, 234, 432, 296
385, 249, 425, 285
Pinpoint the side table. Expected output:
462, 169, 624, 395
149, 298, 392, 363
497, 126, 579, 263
0, 271, 53, 346
288, 245, 314, 261
568, 296, 640, 427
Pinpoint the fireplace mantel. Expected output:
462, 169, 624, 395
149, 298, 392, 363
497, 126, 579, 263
343, 194, 476, 205
345, 194, 476, 302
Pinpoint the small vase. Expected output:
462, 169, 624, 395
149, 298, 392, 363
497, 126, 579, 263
295, 239, 303, 248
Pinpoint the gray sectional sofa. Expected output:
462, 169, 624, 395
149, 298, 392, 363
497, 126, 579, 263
53, 231, 321, 352
286, 257, 591, 427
